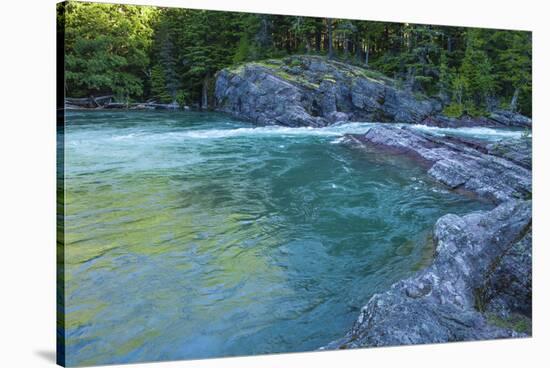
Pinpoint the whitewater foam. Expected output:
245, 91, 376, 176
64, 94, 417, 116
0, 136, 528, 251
73, 121, 524, 149
409, 124, 523, 140
104, 122, 377, 143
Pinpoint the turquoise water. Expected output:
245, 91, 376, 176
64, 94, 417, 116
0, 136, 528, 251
61, 111, 500, 366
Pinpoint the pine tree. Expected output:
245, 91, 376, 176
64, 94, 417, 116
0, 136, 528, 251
459, 30, 495, 112
63, 2, 532, 116
150, 64, 172, 103
64, 1, 157, 99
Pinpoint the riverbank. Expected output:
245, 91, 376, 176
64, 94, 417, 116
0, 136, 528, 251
65, 96, 187, 111
323, 126, 532, 349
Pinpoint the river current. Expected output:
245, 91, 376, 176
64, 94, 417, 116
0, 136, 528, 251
61, 111, 517, 365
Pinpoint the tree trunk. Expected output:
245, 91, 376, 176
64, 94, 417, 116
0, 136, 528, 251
365, 43, 369, 66
327, 19, 333, 59
258, 16, 271, 49
315, 29, 321, 52
202, 77, 209, 110
344, 35, 349, 57
355, 37, 362, 61
510, 87, 520, 112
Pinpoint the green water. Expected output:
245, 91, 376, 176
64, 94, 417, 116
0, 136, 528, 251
61, 111, 502, 366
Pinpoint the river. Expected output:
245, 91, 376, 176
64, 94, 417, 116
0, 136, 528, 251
61, 110, 517, 365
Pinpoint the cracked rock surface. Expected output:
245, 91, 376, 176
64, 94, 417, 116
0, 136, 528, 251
323, 126, 532, 349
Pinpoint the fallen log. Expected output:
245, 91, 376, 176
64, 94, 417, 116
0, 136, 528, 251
104, 102, 130, 109
65, 97, 182, 110
65, 95, 114, 108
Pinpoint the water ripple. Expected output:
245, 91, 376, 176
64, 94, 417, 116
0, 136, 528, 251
62, 111, 493, 366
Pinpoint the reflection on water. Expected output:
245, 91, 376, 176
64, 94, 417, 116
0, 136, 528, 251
62, 111, 493, 366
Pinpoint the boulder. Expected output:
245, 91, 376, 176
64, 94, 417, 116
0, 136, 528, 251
214, 56, 440, 127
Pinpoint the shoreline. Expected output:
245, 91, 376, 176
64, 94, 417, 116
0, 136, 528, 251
322, 125, 531, 349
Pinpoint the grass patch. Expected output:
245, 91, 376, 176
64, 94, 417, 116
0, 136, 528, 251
322, 76, 337, 84
227, 55, 395, 90
486, 313, 531, 334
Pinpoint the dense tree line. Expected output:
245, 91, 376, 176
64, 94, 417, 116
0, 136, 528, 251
60, 1, 532, 116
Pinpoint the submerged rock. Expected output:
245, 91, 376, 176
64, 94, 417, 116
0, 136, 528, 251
324, 200, 531, 349
345, 126, 532, 203
214, 56, 440, 127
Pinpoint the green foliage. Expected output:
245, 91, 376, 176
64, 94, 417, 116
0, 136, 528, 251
233, 33, 251, 63
289, 58, 303, 68
451, 74, 467, 106
438, 53, 452, 96
442, 103, 464, 118
150, 64, 172, 103
459, 30, 495, 109
487, 313, 531, 334
175, 90, 187, 106
64, 1, 157, 99
62, 2, 532, 116
490, 30, 532, 115
155, 9, 243, 104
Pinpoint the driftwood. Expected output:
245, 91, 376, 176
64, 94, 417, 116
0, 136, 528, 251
105, 102, 180, 110
65, 95, 114, 108
133, 102, 180, 110
65, 96, 181, 110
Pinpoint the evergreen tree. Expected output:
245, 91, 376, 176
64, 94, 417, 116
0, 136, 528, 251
64, 1, 157, 99
459, 30, 495, 112
150, 64, 172, 103
62, 2, 532, 116
438, 52, 452, 100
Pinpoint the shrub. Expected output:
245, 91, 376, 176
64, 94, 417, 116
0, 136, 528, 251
442, 103, 464, 118
175, 90, 187, 107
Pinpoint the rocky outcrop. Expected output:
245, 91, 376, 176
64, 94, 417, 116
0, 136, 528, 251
322, 126, 532, 350
487, 138, 532, 169
482, 230, 532, 319
214, 55, 532, 128
214, 56, 440, 127
324, 200, 531, 349
421, 115, 498, 128
345, 126, 532, 203
490, 110, 532, 128
420, 112, 532, 129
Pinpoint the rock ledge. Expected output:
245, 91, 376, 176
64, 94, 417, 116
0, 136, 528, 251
323, 126, 532, 349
